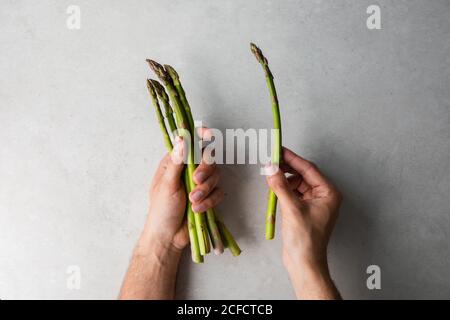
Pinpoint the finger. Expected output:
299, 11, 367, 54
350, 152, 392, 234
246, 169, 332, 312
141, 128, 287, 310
280, 163, 297, 174
282, 147, 330, 187
298, 179, 311, 194
193, 153, 217, 184
286, 174, 312, 196
192, 188, 224, 213
197, 126, 216, 154
265, 164, 300, 206
189, 170, 220, 204
162, 137, 185, 185
196, 126, 214, 140
287, 174, 303, 191
286, 175, 314, 199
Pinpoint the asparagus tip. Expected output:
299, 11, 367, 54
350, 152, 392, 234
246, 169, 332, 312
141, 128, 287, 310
150, 79, 166, 98
146, 59, 170, 83
164, 64, 180, 81
146, 79, 157, 98
250, 42, 268, 65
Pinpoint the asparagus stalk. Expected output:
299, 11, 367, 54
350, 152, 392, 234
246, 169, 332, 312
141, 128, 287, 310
146, 80, 173, 150
165, 65, 225, 255
164, 65, 196, 134
250, 43, 282, 240
150, 79, 177, 136
216, 216, 241, 257
147, 59, 211, 256
146, 79, 203, 263
147, 60, 241, 258
151, 78, 212, 257
183, 172, 204, 263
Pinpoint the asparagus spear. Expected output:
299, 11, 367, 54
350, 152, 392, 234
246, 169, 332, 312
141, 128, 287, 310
146, 79, 173, 150
164, 66, 195, 133
146, 79, 203, 263
165, 65, 225, 255
250, 43, 282, 240
183, 173, 204, 263
147, 59, 211, 256
150, 79, 177, 136
216, 217, 241, 257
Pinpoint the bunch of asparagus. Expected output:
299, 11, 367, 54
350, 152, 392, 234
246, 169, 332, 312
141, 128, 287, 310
250, 43, 282, 240
146, 59, 241, 263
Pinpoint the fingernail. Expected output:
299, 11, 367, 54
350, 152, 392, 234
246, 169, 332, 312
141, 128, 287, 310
190, 190, 204, 202
195, 171, 206, 183
192, 203, 206, 213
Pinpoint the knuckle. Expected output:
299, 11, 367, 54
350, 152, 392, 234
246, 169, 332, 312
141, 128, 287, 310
201, 183, 213, 194
270, 179, 286, 191
327, 185, 342, 203
200, 162, 215, 174
203, 127, 213, 137
271, 180, 282, 190
202, 178, 217, 193
308, 161, 318, 171
208, 161, 217, 171
202, 152, 216, 166
202, 198, 213, 210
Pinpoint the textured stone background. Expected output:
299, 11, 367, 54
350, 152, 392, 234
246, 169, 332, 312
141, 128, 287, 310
0, 0, 449, 299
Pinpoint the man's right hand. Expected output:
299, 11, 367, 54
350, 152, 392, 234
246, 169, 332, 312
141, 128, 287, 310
266, 147, 342, 299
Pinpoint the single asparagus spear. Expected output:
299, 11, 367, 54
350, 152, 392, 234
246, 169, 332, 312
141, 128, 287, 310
146, 80, 173, 150
164, 65, 196, 134
165, 65, 225, 255
146, 79, 203, 263
250, 43, 282, 240
151, 79, 177, 136
147, 59, 211, 256
216, 216, 241, 257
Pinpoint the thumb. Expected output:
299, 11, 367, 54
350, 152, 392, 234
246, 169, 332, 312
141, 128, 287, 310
265, 164, 299, 207
163, 137, 185, 184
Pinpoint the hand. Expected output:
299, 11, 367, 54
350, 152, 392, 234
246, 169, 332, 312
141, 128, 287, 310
266, 147, 342, 299
143, 129, 224, 253
119, 129, 224, 300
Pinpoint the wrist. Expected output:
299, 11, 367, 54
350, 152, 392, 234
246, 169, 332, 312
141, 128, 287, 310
285, 254, 330, 279
140, 215, 185, 255
135, 232, 182, 265
285, 256, 338, 299
119, 232, 181, 300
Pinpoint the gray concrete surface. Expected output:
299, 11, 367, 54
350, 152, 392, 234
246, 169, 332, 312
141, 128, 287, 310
1, 0, 449, 299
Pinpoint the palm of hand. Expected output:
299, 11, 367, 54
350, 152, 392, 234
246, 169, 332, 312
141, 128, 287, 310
147, 155, 190, 251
